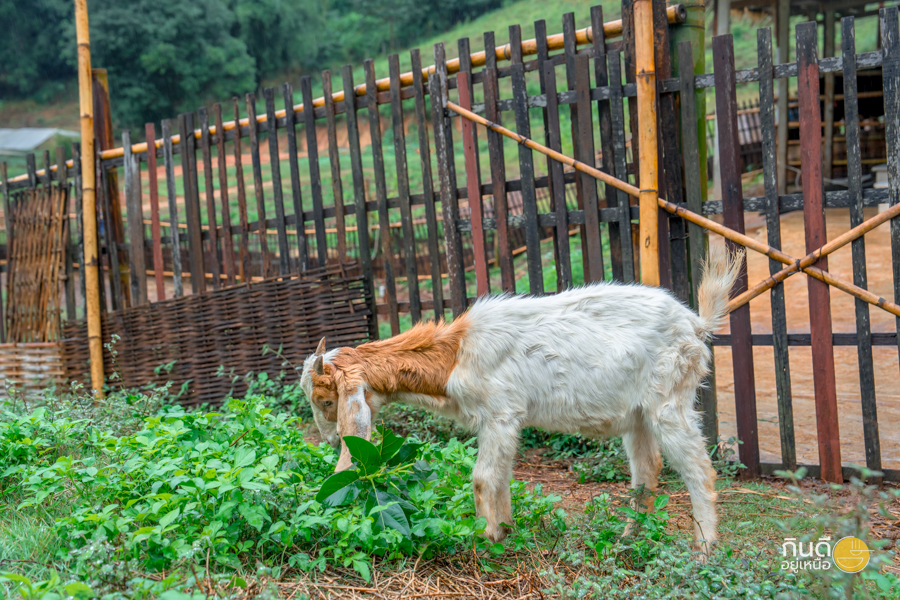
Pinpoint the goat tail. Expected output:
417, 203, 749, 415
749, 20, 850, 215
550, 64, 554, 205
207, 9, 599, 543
696, 245, 744, 339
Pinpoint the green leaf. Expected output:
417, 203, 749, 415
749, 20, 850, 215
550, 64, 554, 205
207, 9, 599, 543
352, 558, 372, 582
64, 582, 94, 599
654, 495, 670, 510
316, 470, 361, 504
233, 447, 256, 469
385, 442, 423, 467
377, 426, 405, 462
158, 507, 181, 528
369, 490, 411, 536
343, 436, 382, 474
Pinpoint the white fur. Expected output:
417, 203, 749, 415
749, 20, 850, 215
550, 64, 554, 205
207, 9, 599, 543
304, 248, 741, 553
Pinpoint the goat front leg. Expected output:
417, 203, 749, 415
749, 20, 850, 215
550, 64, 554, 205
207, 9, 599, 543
473, 420, 520, 543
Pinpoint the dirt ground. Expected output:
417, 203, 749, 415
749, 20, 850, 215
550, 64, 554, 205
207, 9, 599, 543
710, 206, 900, 470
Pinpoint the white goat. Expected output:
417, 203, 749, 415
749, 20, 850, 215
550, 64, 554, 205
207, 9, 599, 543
301, 246, 742, 553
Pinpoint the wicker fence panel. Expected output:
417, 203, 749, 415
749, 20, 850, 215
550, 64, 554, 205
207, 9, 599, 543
61, 263, 372, 406
0, 342, 64, 400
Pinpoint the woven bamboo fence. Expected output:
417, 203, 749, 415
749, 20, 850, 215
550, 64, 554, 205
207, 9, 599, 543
0, 342, 65, 400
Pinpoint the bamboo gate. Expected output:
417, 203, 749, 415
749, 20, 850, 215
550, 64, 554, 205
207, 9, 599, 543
2, 2, 900, 483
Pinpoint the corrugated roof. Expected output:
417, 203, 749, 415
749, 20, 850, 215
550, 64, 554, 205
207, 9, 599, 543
0, 128, 80, 155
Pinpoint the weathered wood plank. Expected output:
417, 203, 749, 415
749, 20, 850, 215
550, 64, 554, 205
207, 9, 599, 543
123, 130, 147, 304
145, 123, 167, 298
757, 28, 795, 471
232, 98, 252, 282
283, 83, 308, 273
73, 143, 87, 309
457, 72, 489, 297
410, 49, 444, 320
797, 21, 841, 484
366, 59, 400, 334
99, 159, 123, 310
510, 60, 543, 294
213, 105, 236, 285
246, 95, 271, 279
575, 53, 604, 282
342, 65, 379, 339
843, 16, 880, 475
323, 70, 348, 264
607, 51, 635, 283
301, 77, 329, 268
542, 59, 571, 290
390, 55, 422, 319
433, 43, 467, 316
162, 119, 184, 296
263, 88, 290, 275
179, 112, 206, 294
57, 146, 77, 320
198, 107, 221, 288
563, 13, 588, 281
714, 33, 759, 478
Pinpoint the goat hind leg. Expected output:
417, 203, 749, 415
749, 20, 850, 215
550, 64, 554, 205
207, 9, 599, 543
621, 422, 662, 536
474, 420, 519, 543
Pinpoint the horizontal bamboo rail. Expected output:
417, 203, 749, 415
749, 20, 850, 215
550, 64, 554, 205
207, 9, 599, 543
445, 99, 900, 319
3, 5, 685, 186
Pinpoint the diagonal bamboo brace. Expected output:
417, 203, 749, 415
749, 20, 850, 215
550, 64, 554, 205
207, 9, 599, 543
445, 100, 900, 319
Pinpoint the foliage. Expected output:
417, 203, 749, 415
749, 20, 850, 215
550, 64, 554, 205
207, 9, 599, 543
0, 386, 558, 596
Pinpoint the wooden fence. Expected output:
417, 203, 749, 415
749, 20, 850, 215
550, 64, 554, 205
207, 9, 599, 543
2, 2, 900, 482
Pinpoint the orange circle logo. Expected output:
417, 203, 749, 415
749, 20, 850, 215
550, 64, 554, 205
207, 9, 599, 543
833, 537, 870, 573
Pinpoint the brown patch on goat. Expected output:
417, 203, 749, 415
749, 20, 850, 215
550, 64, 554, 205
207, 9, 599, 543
331, 315, 470, 399
310, 363, 339, 421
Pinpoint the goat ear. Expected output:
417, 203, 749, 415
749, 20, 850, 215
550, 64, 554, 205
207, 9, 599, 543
315, 337, 327, 356
314, 355, 324, 375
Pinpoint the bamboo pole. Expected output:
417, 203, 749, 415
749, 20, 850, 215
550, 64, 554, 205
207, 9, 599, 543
1, 5, 686, 185
634, 0, 660, 286
75, 0, 104, 397
728, 199, 900, 311
445, 100, 900, 319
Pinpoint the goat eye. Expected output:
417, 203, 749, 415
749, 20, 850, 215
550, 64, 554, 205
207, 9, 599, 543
323, 401, 333, 408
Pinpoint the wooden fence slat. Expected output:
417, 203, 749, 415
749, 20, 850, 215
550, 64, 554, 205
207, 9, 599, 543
123, 130, 147, 305
621, 0, 639, 187
563, 14, 589, 281
757, 28, 795, 471
410, 49, 445, 320
0, 162, 8, 340
42, 151, 51, 186
232, 98, 252, 282
263, 88, 290, 275
365, 59, 400, 334
457, 71, 489, 297
179, 112, 206, 294
593, 5, 622, 283
390, 55, 423, 318
162, 119, 184, 297
213, 105, 237, 285
199, 107, 222, 287
713, 33, 759, 478
535, 20, 566, 291
541, 60, 571, 291
432, 43, 466, 316
510, 60, 543, 294
145, 123, 167, 298
73, 143, 87, 310
246, 94, 271, 279
322, 70, 348, 264
843, 16, 881, 475
651, 0, 678, 292
57, 146, 76, 321
797, 21, 841, 484
607, 51, 635, 283
301, 76, 329, 268
25, 154, 36, 188
575, 53, 604, 282
99, 159, 122, 310
282, 83, 308, 273
342, 65, 379, 339
483, 36, 514, 294
882, 7, 900, 476
676, 41, 716, 445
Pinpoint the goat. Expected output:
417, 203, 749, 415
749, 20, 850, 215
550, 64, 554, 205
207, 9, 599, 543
300, 246, 743, 554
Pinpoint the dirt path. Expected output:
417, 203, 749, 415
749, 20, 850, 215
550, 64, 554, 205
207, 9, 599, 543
711, 207, 900, 469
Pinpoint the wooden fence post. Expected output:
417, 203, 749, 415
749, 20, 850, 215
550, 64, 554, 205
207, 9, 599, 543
122, 130, 147, 305
145, 123, 166, 300
634, 0, 660, 286
713, 33, 760, 478
797, 21, 841, 484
